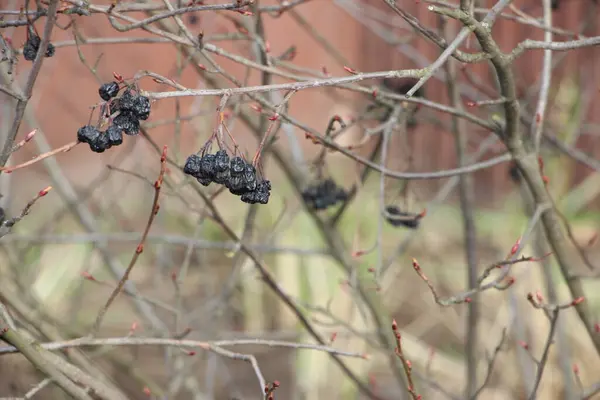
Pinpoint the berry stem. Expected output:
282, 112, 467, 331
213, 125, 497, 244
252, 89, 297, 167
216, 94, 231, 148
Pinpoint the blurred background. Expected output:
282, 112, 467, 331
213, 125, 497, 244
1, 0, 600, 398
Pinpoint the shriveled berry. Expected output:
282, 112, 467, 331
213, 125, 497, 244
183, 154, 202, 176
243, 164, 257, 192
119, 89, 137, 111
99, 81, 120, 101
23, 44, 37, 61
199, 154, 216, 178
385, 206, 420, 229
302, 178, 346, 210
89, 133, 110, 153
227, 175, 247, 195
230, 157, 246, 176
197, 176, 212, 186
213, 170, 230, 184
77, 125, 100, 144
132, 96, 151, 120
106, 125, 123, 146
114, 113, 140, 135
214, 150, 230, 172
256, 191, 270, 204
241, 191, 256, 204
241, 180, 271, 204
123, 118, 140, 135
44, 43, 55, 57
28, 35, 41, 48
22, 35, 55, 61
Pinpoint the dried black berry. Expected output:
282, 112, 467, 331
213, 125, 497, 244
230, 157, 246, 176
227, 174, 247, 195
89, 132, 110, 153
302, 179, 346, 210
213, 170, 230, 185
114, 113, 140, 136
44, 43, 55, 57
119, 89, 137, 111
106, 125, 123, 146
77, 125, 100, 144
385, 206, 420, 229
132, 96, 151, 120
22, 35, 55, 61
199, 154, 216, 179
23, 44, 37, 61
184, 154, 202, 176
28, 35, 41, 48
241, 180, 271, 204
243, 164, 257, 192
99, 81, 120, 101
214, 150, 230, 172
197, 176, 212, 186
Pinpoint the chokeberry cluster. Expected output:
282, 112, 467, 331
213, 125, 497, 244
76, 82, 152, 153
301, 179, 347, 210
77, 124, 123, 153
384, 205, 421, 229
23, 34, 55, 61
108, 86, 151, 136
184, 150, 271, 204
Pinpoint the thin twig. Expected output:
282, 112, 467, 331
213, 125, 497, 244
392, 320, 420, 399
91, 146, 168, 335
0, 0, 60, 168
527, 310, 560, 400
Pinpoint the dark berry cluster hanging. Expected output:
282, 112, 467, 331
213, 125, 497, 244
76, 80, 151, 153
23, 34, 55, 61
301, 178, 347, 210
384, 205, 421, 229
77, 125, 123, 153
184, 150, 271, 204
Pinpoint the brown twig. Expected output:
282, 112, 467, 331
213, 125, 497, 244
392, 320, 420, 400
0, 186, 53, 238
527, 309, 560, 400
0, 141, 79, 173
411, 257, 527, 306
0, 0, 60, 168
91, 145, 168, 335
253, 89, 297, 166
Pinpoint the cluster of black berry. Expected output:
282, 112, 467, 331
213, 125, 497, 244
184, 150, 271, 204
23, 34, 55, 61
301, 179, 347, 210
76, 82, 151, 153
77, 125, 123, 153
384, 205, 421, 229
105, 84, 151, 136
